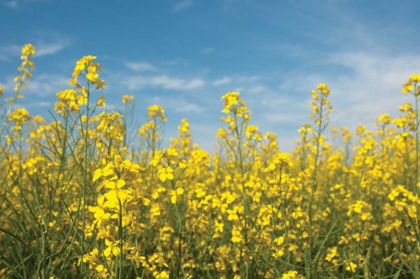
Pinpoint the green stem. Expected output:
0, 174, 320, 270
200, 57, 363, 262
118, 198, 123, 279
80, 77, 91, 276
414, 87, 419, 194
308, 96, 324, 279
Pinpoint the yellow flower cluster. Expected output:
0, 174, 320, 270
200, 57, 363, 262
70, 55, 106, 90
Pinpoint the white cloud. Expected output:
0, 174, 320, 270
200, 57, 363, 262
122, 75, 205, 91
275, 51, 420, 133
175, 103, 203, 112
247, 84, 266, 94
238, 76, 260, 83
262, 112, 304, 123
36, 42, 69, 56
232, 87, 244, 92
125, 62, 157, 72
0, 45, 21, 61
148, 96, 206, 113
3, 0, 19, 9
1, 74, 69, 97
202, 47, 214, 54
18, 101, 52, 108
213, 76, 232, 86
2, 0, 45, 9
278, 73, 327, 93
27, 74, 69, 96
173, 0, 193, 12
324, 52, 420, 129
261, 96, 289, 108
164, 58, 190, 66
262, 43, 310, 58
0, 37, 69, 60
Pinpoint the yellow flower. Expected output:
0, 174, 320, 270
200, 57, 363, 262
325, 247, 338, 262
231, 226, 242, 243
281, 271, 299, 279
86, 71, 99, 82
170, 187, 184, 204
150, 203, 161, 216
158, 166, 174, 182
153, 271, 170, 279
88, 196, 111, 226
346, 261, 357, 272
93, 163, 117, 182
96, 96, 106, 107
8, 108, 31, 130
166, 146, 178, 157
122, 95, 134, 104
104, 238, 120, 257
22, 44, 36, 56
95, 265, 109, 279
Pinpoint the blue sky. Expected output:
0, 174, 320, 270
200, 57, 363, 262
1, 0, 419, 152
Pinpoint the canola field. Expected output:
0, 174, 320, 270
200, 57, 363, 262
1, 44, 420, 279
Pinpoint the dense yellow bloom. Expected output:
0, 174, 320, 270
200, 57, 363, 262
8, 108, 31, 130
317, 83, 330, 97
4, 45, 420, 278
402, 74, 420, 94
70, 55, 106, 90
147, 104, 167, 121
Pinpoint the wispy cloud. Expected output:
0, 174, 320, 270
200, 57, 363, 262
2, 74, 69, 97
247, 84, 266, 94
175, 103, 203, 112
273, 51, 420, 132
2, 0, 45, 10
36, 41, 69, 56
324, 52, 420, 129
202, 47, 214, 54
125, 62, 157, 72
0, 45, 21, 61
173, 0, 193, 12
213, 76, 232, 86
18, 101, 52, 108
2, 0, 19, 9
262, 43, 311, 58
262, 112, 304, 124
122, 75, 205, 91
151, 96, 206, 113
27, 74, 69, 96
260, 96, 289, 108
237, 76, 260, 83
164, 58, 190, 66
0, 35, 70, 60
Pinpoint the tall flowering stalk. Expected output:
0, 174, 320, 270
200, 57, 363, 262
307, 84, 333, 278
0, 44, 35, 142
64, 55, 106, 275
402, 74, 420, 194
